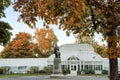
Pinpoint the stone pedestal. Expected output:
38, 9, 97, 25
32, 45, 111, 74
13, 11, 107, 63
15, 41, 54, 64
50, 58, 64, 78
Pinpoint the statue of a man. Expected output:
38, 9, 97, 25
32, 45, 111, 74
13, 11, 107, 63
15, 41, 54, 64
54, 45, 61, 58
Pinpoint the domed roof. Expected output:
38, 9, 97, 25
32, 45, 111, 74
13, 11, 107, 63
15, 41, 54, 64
60, 43, 94, 52
48, 43, 102, 62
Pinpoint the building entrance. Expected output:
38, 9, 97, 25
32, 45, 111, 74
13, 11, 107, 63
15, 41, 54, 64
68, 55, 79, 76
70, 64, 77, 75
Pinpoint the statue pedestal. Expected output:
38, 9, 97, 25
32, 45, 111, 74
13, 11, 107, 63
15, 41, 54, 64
50, 58, 64, 78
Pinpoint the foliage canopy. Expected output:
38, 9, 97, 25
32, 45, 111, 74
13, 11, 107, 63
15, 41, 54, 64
0, 21, 12, 46
0, 0, 11, 18
0, 0, 12, 46
1, 28, 58, 58
34, 27, 58, 55
1, 32, 37, 58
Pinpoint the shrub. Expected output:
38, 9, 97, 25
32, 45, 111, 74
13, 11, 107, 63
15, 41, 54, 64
0, 69, 3, 74
30, 66, 39, 73
82, 70, 95, 74
89, 70, 95, 74
43, 66, 52, 74
62, 69, 70, 75
62, 70, 67, 74
84, 70, 89, 74
0, 66, 9, 74
102, 70, 108, 74
77, 70, 81, 75
39, 70, 46, 73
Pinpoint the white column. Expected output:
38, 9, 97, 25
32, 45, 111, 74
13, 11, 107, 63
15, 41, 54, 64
99, 65, 101, 71
69, 62, 71, 72
83, 62, 84, 70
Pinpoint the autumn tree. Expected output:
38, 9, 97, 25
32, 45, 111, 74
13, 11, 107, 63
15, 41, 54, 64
1, 32, 38, 58
13, 0, 120, 80
34, 27, 58, 57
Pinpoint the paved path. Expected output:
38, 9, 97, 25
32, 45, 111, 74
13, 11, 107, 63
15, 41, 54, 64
0, 75, 109, 80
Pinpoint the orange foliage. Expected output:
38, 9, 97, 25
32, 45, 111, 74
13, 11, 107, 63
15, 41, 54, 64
13, 0, 86, 28
0, 32, 38, 58
15, 32, 31, 41
11, 40, 24, 48
34, 27, 58, 54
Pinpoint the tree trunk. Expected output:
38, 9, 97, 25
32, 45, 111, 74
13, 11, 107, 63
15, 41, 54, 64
109, 58, 118, 80
107, 30, 118, 80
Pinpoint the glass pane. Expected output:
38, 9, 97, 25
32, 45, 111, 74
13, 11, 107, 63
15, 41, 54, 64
74, 65, 76, 70
71, 65, 73, 70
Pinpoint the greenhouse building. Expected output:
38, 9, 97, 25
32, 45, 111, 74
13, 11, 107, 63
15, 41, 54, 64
0, 43, 115, 75
47, 43, 103, 75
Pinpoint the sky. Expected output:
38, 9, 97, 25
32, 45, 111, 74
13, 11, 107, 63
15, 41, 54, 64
0, 4, 105, 52
0, 5, 76, 52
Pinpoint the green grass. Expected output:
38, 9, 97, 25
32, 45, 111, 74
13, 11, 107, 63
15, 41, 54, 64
0, 73, 46, 78
79, 74, 108, 77
0, 73, 108, 78
81, 74, 107, 76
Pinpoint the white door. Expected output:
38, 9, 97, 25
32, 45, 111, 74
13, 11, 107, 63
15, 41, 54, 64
70, 64, 77, 75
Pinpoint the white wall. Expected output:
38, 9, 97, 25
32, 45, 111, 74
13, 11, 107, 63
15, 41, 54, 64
0, 58, 48, 73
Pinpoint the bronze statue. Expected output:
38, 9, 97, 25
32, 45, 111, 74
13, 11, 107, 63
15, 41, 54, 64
54, 45, 61, 58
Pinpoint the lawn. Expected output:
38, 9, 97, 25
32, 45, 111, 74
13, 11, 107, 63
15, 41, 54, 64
0, 73, 107, 78
0, 73, 43, 78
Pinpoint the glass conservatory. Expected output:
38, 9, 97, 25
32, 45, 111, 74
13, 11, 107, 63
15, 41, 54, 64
47, 43, 103, 75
